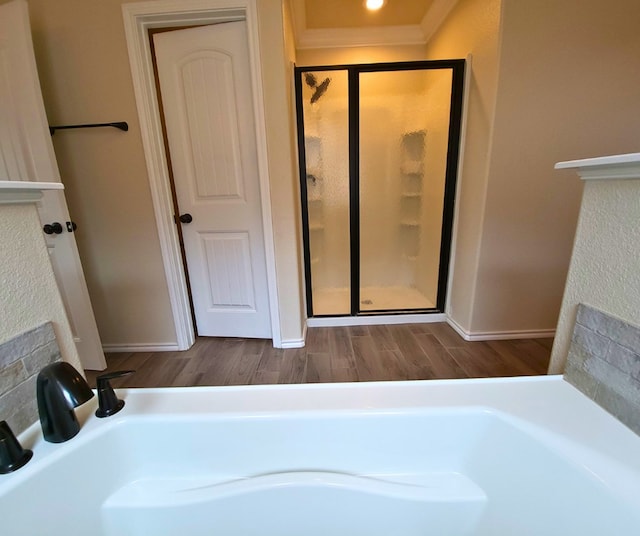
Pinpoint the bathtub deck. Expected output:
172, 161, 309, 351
86, 322, 552, 388
5, 377, 640, 536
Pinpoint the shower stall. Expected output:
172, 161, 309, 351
295, 60, 465, 318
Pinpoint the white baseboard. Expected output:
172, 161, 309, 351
447, 317, 555, 341
307, 313, 447, 328
277, 322, 307, 348
102, 343, 180, 353
279, 339, 306, 348
102, 317, 554, 353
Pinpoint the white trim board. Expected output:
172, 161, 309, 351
122, 0, 282, 350
447, 317, 555, 341
0, 180, 63, 204
308, 314, 447, 328
555, 152, 640, 181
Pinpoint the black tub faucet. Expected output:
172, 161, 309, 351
37, 362, 94, 443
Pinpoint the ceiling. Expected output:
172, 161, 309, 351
289, 0, 458, 48
304, 0, 434, 29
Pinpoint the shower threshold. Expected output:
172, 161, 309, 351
312, 286, 435, 316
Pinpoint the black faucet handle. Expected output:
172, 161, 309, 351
96, 370, 136, 384
0, 421, 33, 474
95, 370, 135, 418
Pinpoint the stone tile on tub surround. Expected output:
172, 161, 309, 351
571, 323, 610, 359
594, 382, 640, 436
563, 362, 598, 398
0, 323, 61, 435
565, 304, 640, 435
0, 360, 28, 397
0, 323, 58, 368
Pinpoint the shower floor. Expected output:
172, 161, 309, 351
312, 286, 435, 316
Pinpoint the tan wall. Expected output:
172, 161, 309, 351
550, 178, 640, 373
0, 203, 81, 371
27, 0, 176, 347
17, 0, 640, 349
420, 0, 502, 329
471, 0, 640, 335
22, 0, 306, 347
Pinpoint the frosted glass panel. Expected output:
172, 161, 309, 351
301, 70, 350, 315
359, 69, 453, 311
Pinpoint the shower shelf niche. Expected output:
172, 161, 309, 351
399, 130, 426, 262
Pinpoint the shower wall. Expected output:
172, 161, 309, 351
359, 69, 452, 304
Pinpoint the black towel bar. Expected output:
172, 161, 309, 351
49, 122, 128, 135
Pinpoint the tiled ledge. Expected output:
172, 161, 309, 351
555, 152, 640, 181
0, 181, 63, 204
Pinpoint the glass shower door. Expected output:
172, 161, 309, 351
298, 69, 350, 316
359, 68, 454, 312
296, 60, 464, 317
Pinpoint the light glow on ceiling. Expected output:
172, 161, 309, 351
365, 0, 385, 11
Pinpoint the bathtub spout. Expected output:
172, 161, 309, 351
37, 362, 94, 443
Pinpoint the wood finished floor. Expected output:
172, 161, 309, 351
85, 323, 553, 388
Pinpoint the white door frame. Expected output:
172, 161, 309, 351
122, 0, 282, 348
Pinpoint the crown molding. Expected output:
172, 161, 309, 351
421, 0, 458, 43
297, 24, 427, 49
288, 0, 458, 50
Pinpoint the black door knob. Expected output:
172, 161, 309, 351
43, 222, 63, 235
179, 213, 193, 224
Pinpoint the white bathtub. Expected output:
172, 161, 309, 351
1, 376, 639, 535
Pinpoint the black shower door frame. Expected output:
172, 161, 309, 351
295, 59, 465, 318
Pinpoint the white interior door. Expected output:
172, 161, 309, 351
0, 0, 106, 369
154, 22, 272, 338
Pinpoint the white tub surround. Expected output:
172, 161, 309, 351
0, 182, 77, 436
1, 377, 640, 535
550, 153, 640, 374
0, 181, 81, 372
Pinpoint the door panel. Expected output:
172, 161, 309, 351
181, 52, 245, 200
154, 22, 271, 338
0, 0, 105, 369
201, 232, 255, 309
